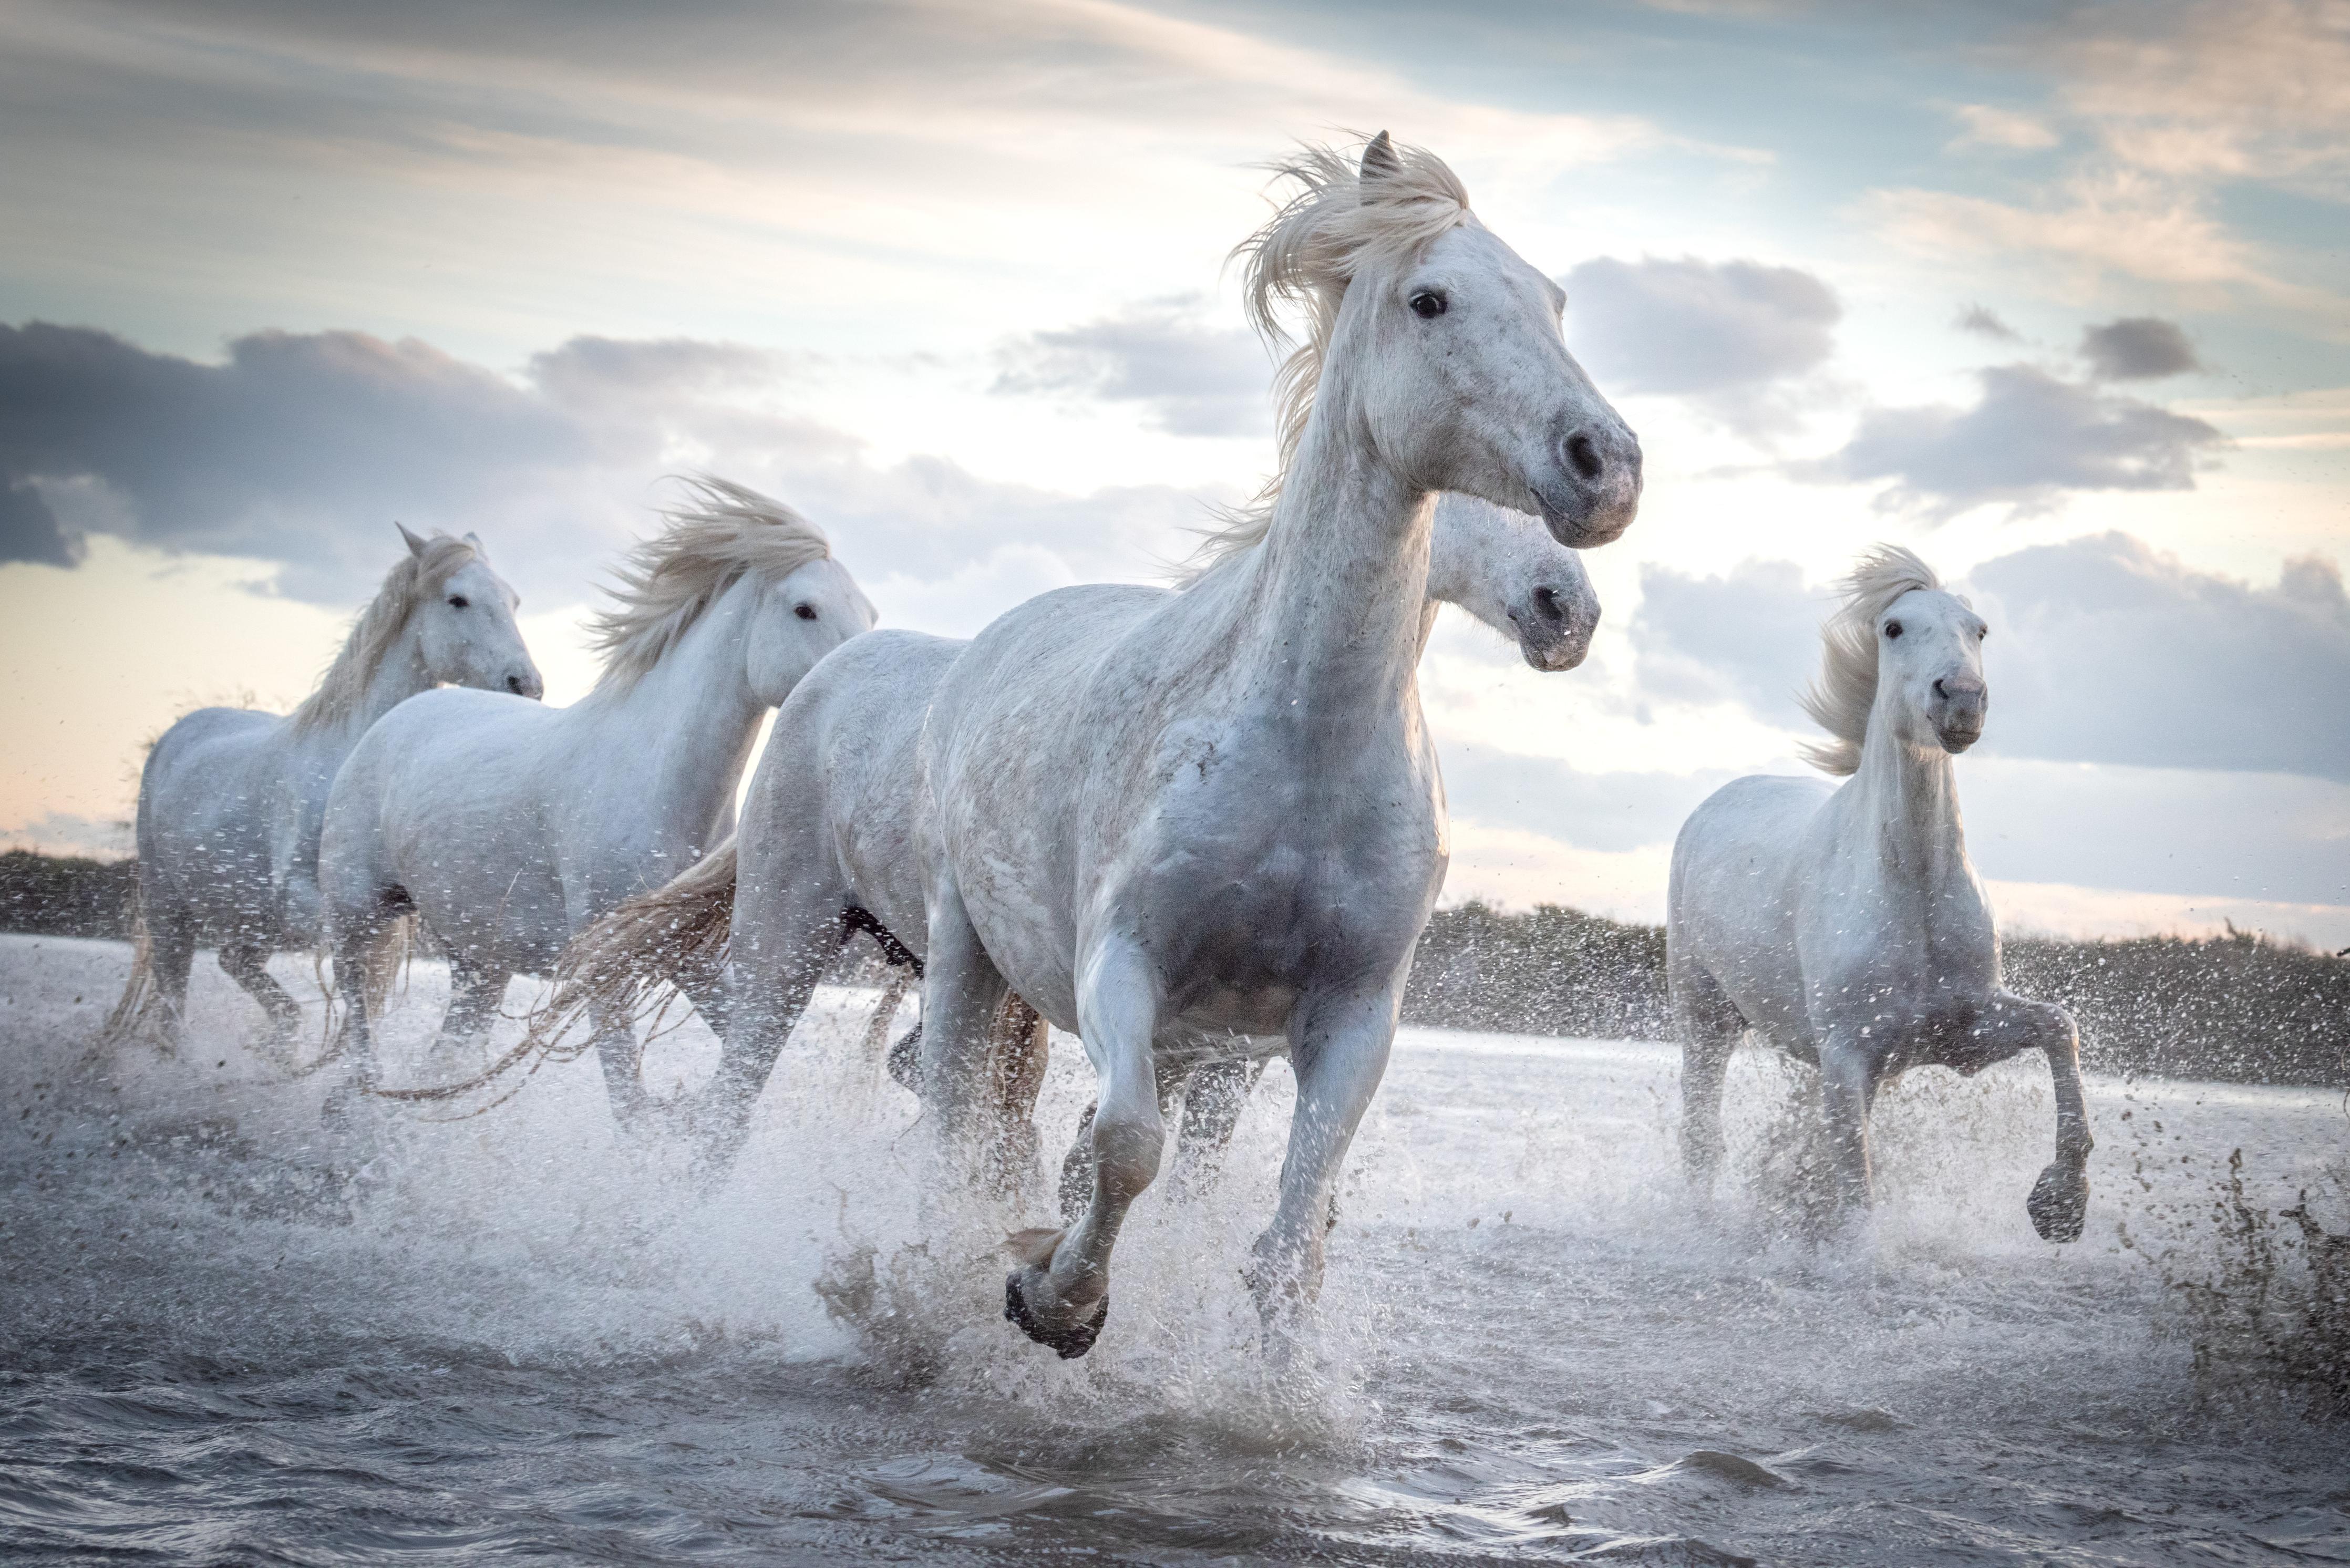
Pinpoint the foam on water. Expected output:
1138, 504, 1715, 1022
3, 932, 2345, 1565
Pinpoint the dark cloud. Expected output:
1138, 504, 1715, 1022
1632, 531, 2350, 782
1955, 304, 2021, 340
0, 479, 76, 567
1792, 364, 2224, 520
2079, 315, 2202, 380
1561, 256, 1840, 431
0, 318, 1214, 608
992, 298, 1270, 438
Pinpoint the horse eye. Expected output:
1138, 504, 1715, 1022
1884, 621, 1902, 639
793, 603, 818, 621
1410, 290, 1447, 319
447, 595, 469, 610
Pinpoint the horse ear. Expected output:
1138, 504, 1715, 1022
396, 522, 429, 558
462, 530, 486, 555
1359, 131, 1401, 197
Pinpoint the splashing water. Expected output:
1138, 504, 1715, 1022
3, 933, 2345, 1565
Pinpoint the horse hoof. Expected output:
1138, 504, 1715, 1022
2027, 1162, 2088, 1243
1003, 1270, 1107, 1359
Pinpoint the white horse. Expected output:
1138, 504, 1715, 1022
108, 527, 540, 1048
893, 135, 1637, 1357
1667, 545, 2092, 1243
543, 493, 1604, 1174
316, 479, 875, 1117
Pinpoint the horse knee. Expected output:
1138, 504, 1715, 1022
1090, 1103, 1164, 1202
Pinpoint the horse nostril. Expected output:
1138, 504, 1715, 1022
507, 675, 527, 695
1565, 432, 1603, 482
1534, 586, 1563, 621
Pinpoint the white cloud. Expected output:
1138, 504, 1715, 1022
1947, 102, 2060, 151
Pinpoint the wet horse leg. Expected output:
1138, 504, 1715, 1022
1968, 992, 2093, 1242
220, 937, 303, 1041
1002, 934, 1159, 1358
1247, 984, 1399, 1330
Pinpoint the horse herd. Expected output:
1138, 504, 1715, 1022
106, 136, 2089, 1362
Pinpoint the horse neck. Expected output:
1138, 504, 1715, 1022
1849, 689, 1968, 891
578, 576, 769, 835
1231, 365, 1432, 717
317, 615, 437, 744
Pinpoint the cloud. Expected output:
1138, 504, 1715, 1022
1790, 363, 2224, 520
0, 479, 74, 566
1626, 558, 1822, 728
1947, 102, 2059, 151
1631, 532, 2350, 782
2078, 315, 2202, 379
1561, 256, 1840, 427
1968, 532, 2350, 781
2036, 0, 2350, 196
992, 296, 1270, 438
1955, 304, 2021, 341
0, 318, 1216, 608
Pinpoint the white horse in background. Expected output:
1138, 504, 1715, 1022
108, 527, 541, 1048
1667, 545, 2092, 1243
904, 135, 1637, 1357
316, 478, 875, 1118
542, 493, 1604, 1173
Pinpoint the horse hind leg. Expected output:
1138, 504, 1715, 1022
110, 896, 198, 1055
1671, 955, 1744, 1194
220, 937, 303, 1041
437, 954, 513, 1055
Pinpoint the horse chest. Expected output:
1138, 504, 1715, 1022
1127, 731, 1439, 998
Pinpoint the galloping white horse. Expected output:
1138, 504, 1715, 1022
1667, 545, 2091, 1243
895, 135, 1638, 1357
316, 479, 875, 1117
544, 493, 1604, 1172
108, 527, 541, 1047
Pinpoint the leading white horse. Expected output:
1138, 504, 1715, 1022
1667, 545, 2092, 1243
108, 527, 540, 1048
896, 135, 1638, 1356
316, 479, 874, 1118
541, 493, 1603, 1170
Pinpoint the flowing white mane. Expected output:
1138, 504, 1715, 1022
290, 534, 481, 733
1798, 543, 1943, 776
588, 476, 832, 691
1179, 134, 1472, 583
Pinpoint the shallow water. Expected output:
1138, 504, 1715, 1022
3, 932, 2345, 1565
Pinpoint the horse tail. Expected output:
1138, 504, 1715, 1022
525, 837, 741, 1057
98, 876, 160, 1048
358, 914, 414, 1023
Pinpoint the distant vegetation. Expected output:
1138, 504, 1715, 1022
0, 849, 138, 942
5, 852, 2343, 1087
1403, 901, 2347, 1089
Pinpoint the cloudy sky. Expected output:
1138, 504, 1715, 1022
2, 0, 2346, 944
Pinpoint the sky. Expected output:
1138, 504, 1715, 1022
1, 0, 2346, 945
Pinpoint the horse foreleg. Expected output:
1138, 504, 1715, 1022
1058, 1048, 1193, 1222
1817, 1031, 1882, 1220
1248, 985, 1398, 1330
1002, 935, 1159, 1359
1972, 992, 2093, 1242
